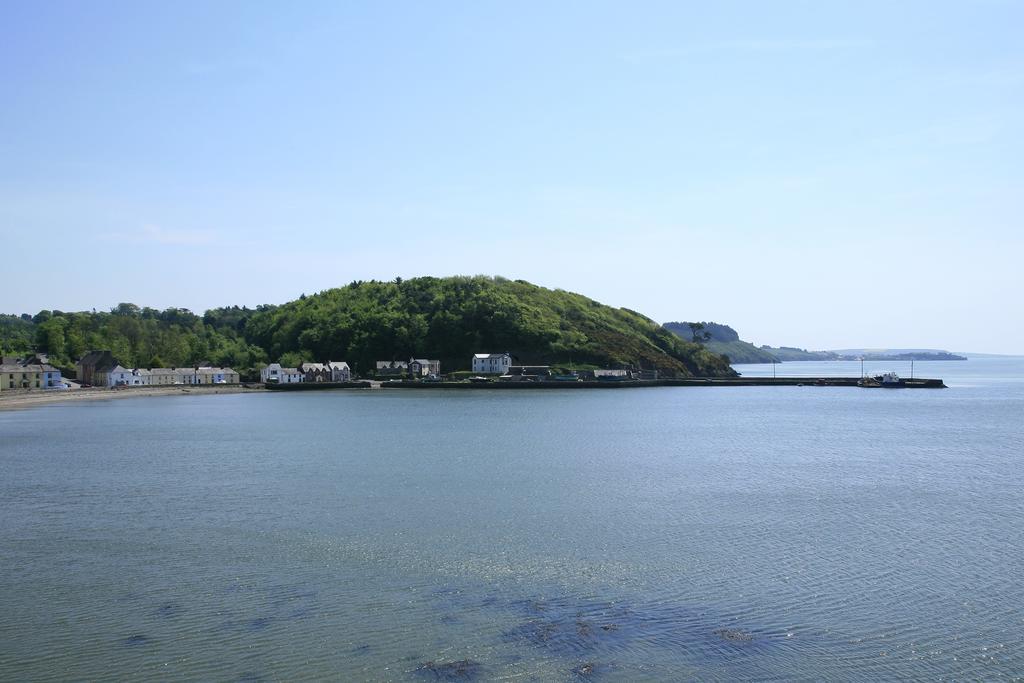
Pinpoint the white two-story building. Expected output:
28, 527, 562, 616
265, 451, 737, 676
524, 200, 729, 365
472, 353, 512, 375
260, 363, 304, 384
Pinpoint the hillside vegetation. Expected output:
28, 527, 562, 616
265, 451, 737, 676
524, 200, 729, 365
245, 277, 734, 377
663, 321, 779, 364
1, 305, 270, 373
2, 277, 735, 378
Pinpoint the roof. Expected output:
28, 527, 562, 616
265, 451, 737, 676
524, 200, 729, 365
197, 367, 236, 374
327, 361, 350, 370
301, 362, 327, 372
1, 363, 61, 373
474, 353, 510, 360
78, 351, 118, 374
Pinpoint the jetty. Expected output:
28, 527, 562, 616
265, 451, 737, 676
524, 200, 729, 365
259, 377, 946, 391
376, 377, 947, 389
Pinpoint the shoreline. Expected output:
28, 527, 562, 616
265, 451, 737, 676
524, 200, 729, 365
0, 384, 265, 412
0, 373, 948, 412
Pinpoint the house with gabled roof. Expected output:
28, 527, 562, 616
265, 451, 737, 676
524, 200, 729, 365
328, 361, 351, 382
95, 365, 147, 387
375, 360, 408, 377
472, 352, 512, 375
409, 358, 441, 377
300, 362, 333, 382
76, 350, 118, 386
260, 363, 303, 384
196, 367, 239, 384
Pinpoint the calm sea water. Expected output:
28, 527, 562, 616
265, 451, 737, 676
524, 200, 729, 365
2, 358, 1022, 681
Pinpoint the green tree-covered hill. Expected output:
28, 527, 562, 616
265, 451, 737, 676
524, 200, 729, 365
2, 276, 736, 378
245, 276, 735, 377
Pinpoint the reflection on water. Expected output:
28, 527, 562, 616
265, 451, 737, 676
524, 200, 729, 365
1, 358, 1022, 680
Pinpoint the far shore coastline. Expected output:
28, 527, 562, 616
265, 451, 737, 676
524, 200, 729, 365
0, 384, 266, 412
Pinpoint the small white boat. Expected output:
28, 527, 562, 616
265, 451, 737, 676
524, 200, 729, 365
879, 371, 903, 387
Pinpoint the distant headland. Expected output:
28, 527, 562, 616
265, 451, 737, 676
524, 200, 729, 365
664, 322, 967, 364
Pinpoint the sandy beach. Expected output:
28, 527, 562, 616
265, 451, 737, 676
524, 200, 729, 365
0, 384, 265, 412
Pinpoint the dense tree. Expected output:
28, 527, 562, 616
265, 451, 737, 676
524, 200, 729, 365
243, 276, 734, 376
1, 277, 737, 378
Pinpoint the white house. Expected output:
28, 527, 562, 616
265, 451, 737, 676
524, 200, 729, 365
260, 363, 304, 384
472, 353, 512, 374
99, 365, 147, 386
128, 368, 151, 385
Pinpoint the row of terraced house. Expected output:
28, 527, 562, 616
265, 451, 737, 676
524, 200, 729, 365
260, 362, 352, 384
76, 350, 239, 387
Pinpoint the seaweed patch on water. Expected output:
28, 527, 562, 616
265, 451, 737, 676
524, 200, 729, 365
247, 616, 273, 631
496, 597, 648, 657
156, 602, 182, 618
413, 659, 483, 680
714, 628, 755, 643
424, 582, 794, 671
215, 581, 320, 633
121, 633, 150, 647
502, 611, 634, 655
492, 592, 786, 663
571, 661, 618, 678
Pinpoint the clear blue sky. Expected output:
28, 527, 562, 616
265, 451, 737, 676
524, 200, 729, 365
2, 1, 1021, 353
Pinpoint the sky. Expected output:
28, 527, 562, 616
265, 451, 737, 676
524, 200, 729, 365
2, 1, 1022, 353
